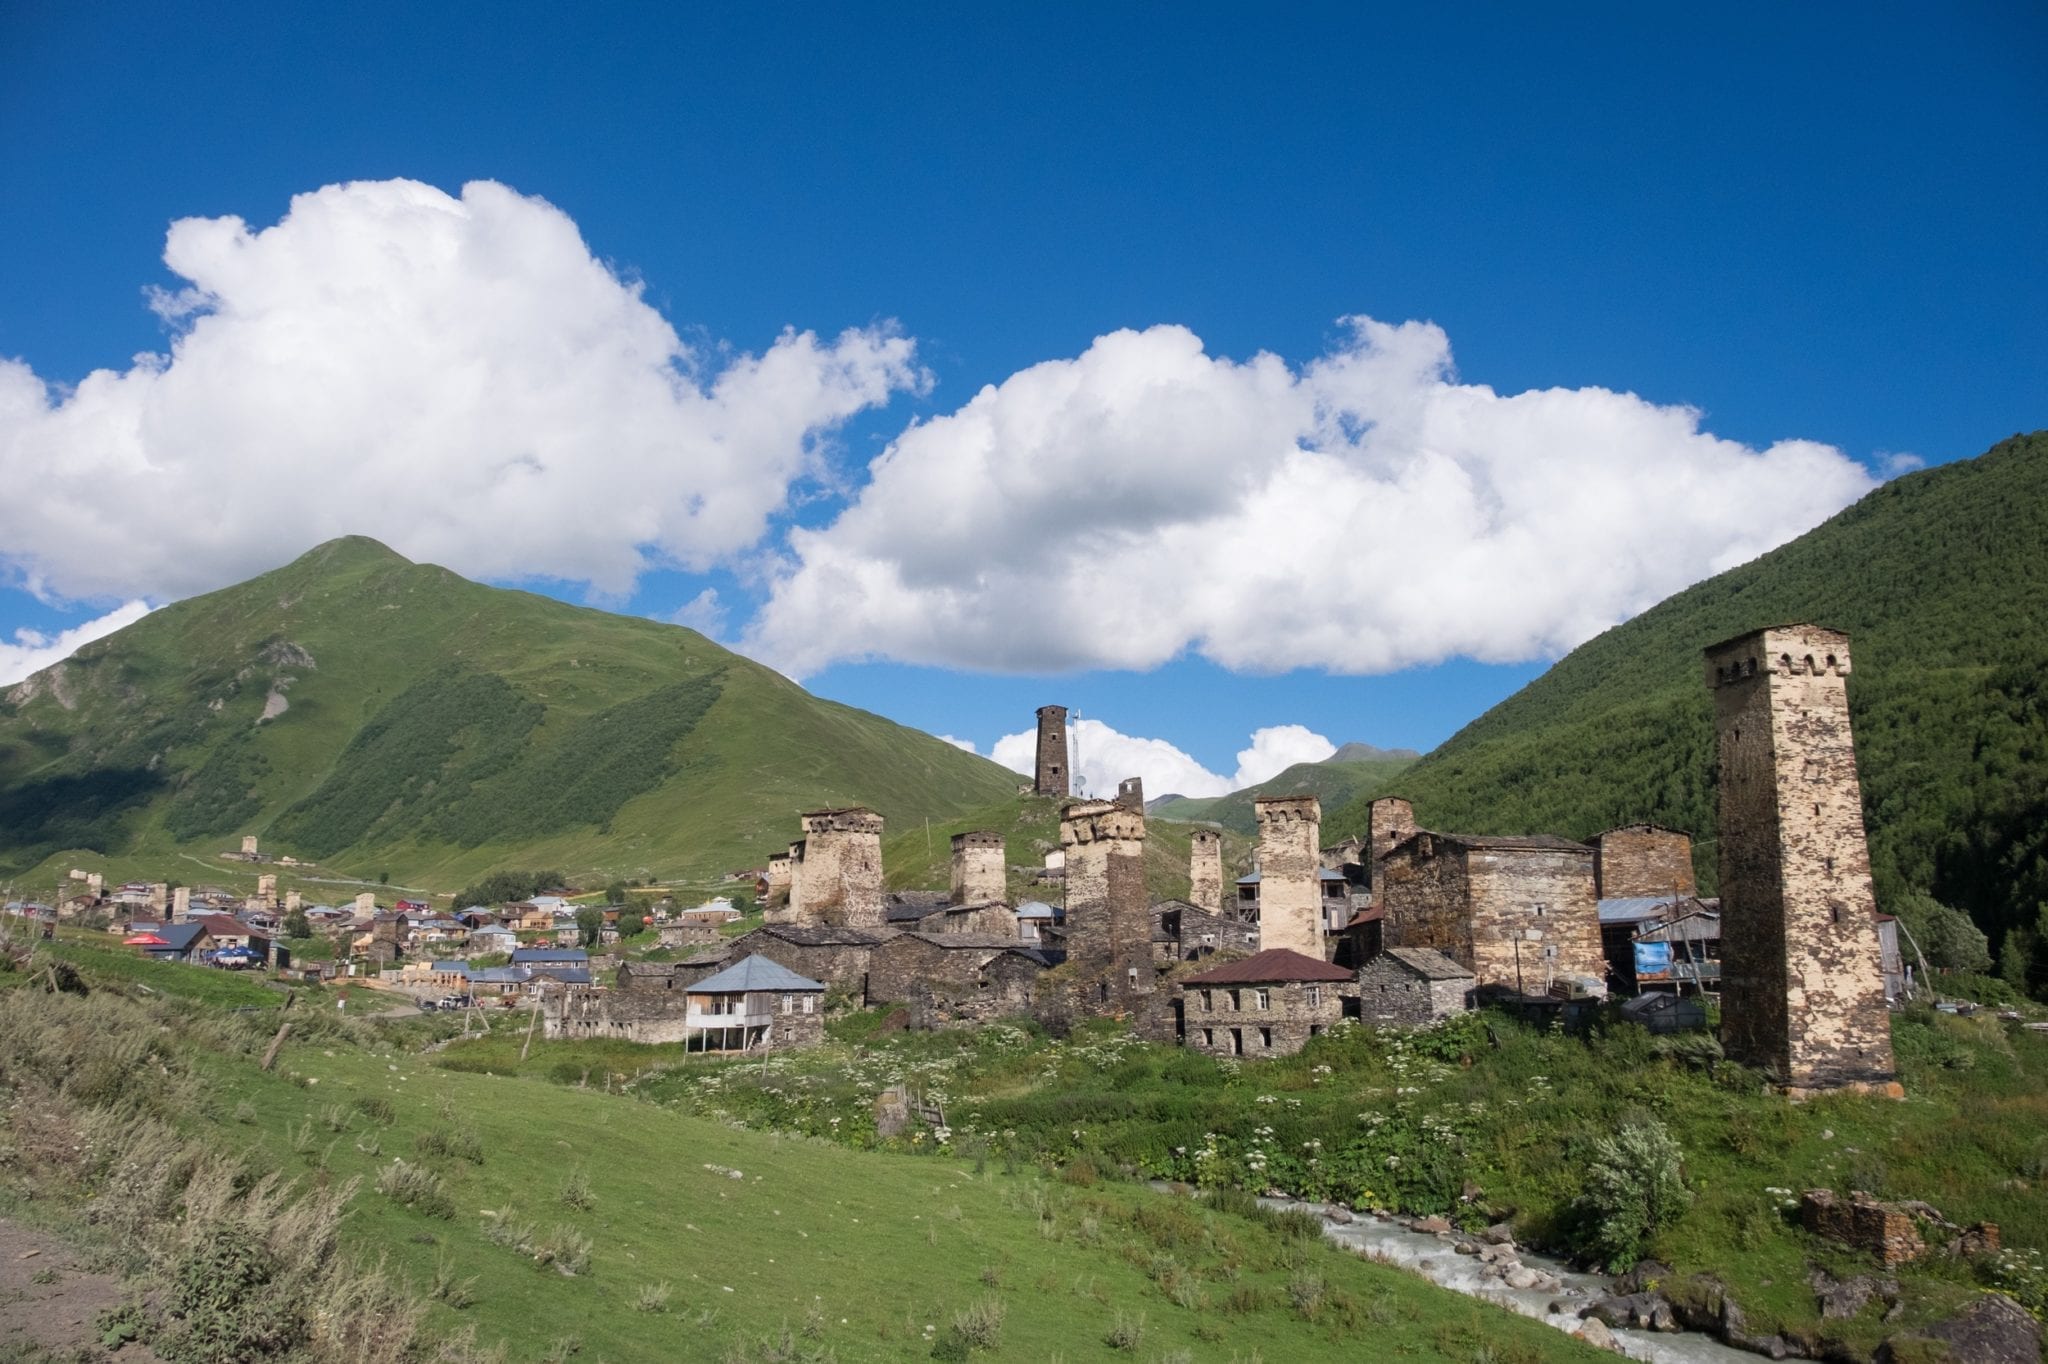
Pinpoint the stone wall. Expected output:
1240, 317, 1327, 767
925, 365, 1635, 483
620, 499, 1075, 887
1059, 799, 1155, 1018
920, 902, 1018, 937
793, 809, 885, 929
911, 950, 1042, 1029
547, 986, 824, 1050
1594, 825, 1697, 899
720, 926, 889, 997
950, 830, 1007, 905
1189, 829, 1224, 914
1378, 836, 1603, 991
867, 933, 1012, 1004
657, 920, 721, 950
1357, 956, 1471, 1026
1707, 626, 1897, 1092
1116, 776, 1145, 812
1253, 796, 1322, 957
1034, 705, 1069, 797
1181, 978, 1347, 1058
1800, 1189, 1926, 1267
1365, 797, 1418, 901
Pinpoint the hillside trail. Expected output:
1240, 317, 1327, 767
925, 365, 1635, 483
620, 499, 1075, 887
0, 1216, 163, 1361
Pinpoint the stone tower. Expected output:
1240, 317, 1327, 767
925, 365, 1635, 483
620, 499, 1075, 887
1253, 795, 1322, 957
1188, 828, 1224, 914
1034, 705, 1070, 797
793, 809, 886, 929
241, 834, 259, 857
1116, 776, 1145, 812
1704, 624, 1899, 1095
1592, 825, 1697, 899
171, 885, 191, 921
256, 873, 278, 910
1060, 799, 1152, 1010
1365, 796, 1417, 901
950, 830, 1006, 905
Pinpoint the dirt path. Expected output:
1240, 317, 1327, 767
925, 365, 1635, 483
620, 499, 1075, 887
0, 1217, 162, 1361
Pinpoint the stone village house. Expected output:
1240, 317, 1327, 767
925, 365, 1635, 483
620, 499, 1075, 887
1179, 949, 1354, 1058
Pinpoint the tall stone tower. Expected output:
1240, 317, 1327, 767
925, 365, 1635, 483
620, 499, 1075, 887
1704, 625, 1899, 1095
1116, 776, 1145, 812
793, 808, 886, 929
1364, 797, 1418, 901
950, 830, 1006, 905
1253, 795, 1322, 956
1188, 828, 1224, 914
1060, 799, 1152, 1010
1034, 705, 1070, 797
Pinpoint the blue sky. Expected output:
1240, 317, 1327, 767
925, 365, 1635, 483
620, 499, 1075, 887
1, 3, 2043, 795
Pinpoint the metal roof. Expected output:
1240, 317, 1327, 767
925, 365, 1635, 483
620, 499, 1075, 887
689, 954, 825, 994
1597, 895, 1689, 924
1378, 946, 1475, 980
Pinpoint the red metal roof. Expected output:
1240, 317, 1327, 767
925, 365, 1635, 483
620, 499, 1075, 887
1183, 948, 1353, 985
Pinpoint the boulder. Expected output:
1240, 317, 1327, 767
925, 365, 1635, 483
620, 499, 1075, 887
1810, 1268, 1897, 1320
1415, 1215, 1453, 1235
1323, 1205, 1353, 1225
1575, 1317, 1619, 1353
1504, 1266, 1542, 1291
1877, 1294, 2041, 1364
1453, 1241, 1479, 1255
1613, 1260, 1673, 1294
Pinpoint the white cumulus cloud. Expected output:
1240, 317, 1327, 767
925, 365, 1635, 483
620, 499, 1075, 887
988, 718, 1337, 800
0, 178, 923, 604
743, 318, 1877, 677
0, 601, 154, 686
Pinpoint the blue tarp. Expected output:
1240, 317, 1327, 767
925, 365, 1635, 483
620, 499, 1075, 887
1634, 941, 1673, 976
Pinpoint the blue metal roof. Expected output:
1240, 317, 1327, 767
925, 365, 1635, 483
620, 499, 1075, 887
512, 948, 588, 963
689, 953, 824, 994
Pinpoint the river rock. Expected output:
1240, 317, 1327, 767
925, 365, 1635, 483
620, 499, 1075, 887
1504, 1266, 1542, 1291
1324, 1206, 1353, 1225
1811, 1268, 1897, 1319
1454, 1240, 1478, 1255
1587, 1292, 1677, 1332
1481, 1221, 1517, 1245
1876, 1293, 2041, 1364
1613, 1259, 1673, 1294
1415, 1215, 1453, 1234
1575, 1317, 1619, 1353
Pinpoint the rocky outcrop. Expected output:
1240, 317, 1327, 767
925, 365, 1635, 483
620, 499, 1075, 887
1874, 1295, 2040, 1364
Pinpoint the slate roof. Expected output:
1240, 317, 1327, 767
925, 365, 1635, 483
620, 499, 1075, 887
753, 924, 892, 947
898, 932, 1026, 950
512, 948, 589, 964
1379, 947, 1475, 980
689, 953, 825, 994
1183, 948, 1354, 985
429, 960, 471, 974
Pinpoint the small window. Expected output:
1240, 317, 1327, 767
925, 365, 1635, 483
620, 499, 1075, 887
1256, 989, 1271, 1011
781, 993, 793, 1013
1259, 1027, 1273, 1048
800, 995, 814, 1014
1306, 985, 1321, 1007
1201, 989, 1213, 1011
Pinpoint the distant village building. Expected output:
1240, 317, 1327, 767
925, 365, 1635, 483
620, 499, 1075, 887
1180, 949, 1352, 1058
791, 808, 886, 929
1592, 824, 1697, 900
1705, 624, 1899, 1096
1034, 705, 1069, 797
949, 830, 1006, 906
1054, 798, 1155, 1020
1188, 828, 1224, 914
552, 953, 825, 1050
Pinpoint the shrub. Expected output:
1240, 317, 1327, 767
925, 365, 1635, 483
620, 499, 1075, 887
634, 1281, 672, 1313
559, 1166, 595, 1211
1575, 1118, 1693, 1271
1104, 1308, 1145, 1350
352, 1095, 395, 1125
941, 1296, 1005, 1354
432, 1254, 477, 1308
415, 1125, 486, 1165
375, 1159, 455, 1219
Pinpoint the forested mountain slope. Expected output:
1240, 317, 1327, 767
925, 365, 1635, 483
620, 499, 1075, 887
0, 537, 1019, 889
1328, 431, 2048, 967
1150, 750, 1418, 833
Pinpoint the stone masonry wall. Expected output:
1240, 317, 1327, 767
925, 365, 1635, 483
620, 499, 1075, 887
1708, 625, 1897, 1092
1181, 979, 1347, 1058
1035, 705, 1069, 797
1254, 796, 1322, 957
911, 950, 1041, 1029
1467, 847, 1603, 991
1378, 838, 1474, 965
1060, 799, 1153, 1016
794, 809, 885, 929
867, 934, 1011, 1005
1356, 958, 1471, 1026
950, 830, 1007, 905
1366, 797, 1418, 900
1189, 829, 1224, 914
1594, 826, 1697, 899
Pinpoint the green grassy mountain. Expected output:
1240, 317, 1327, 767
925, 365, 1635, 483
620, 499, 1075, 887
1150, 748, 1419, 833
1326, 431, 2048, 964
0, 537, 1020, 892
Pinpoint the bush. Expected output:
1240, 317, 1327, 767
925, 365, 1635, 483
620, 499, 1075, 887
1575, 1118, 1693, 1271
375, 1159, 455, 1218
559, 1167, 596, 1211
941, 1296, 1004, 1354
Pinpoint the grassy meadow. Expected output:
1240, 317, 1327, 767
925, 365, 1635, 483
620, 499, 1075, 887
0, 930, 1608, 1363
